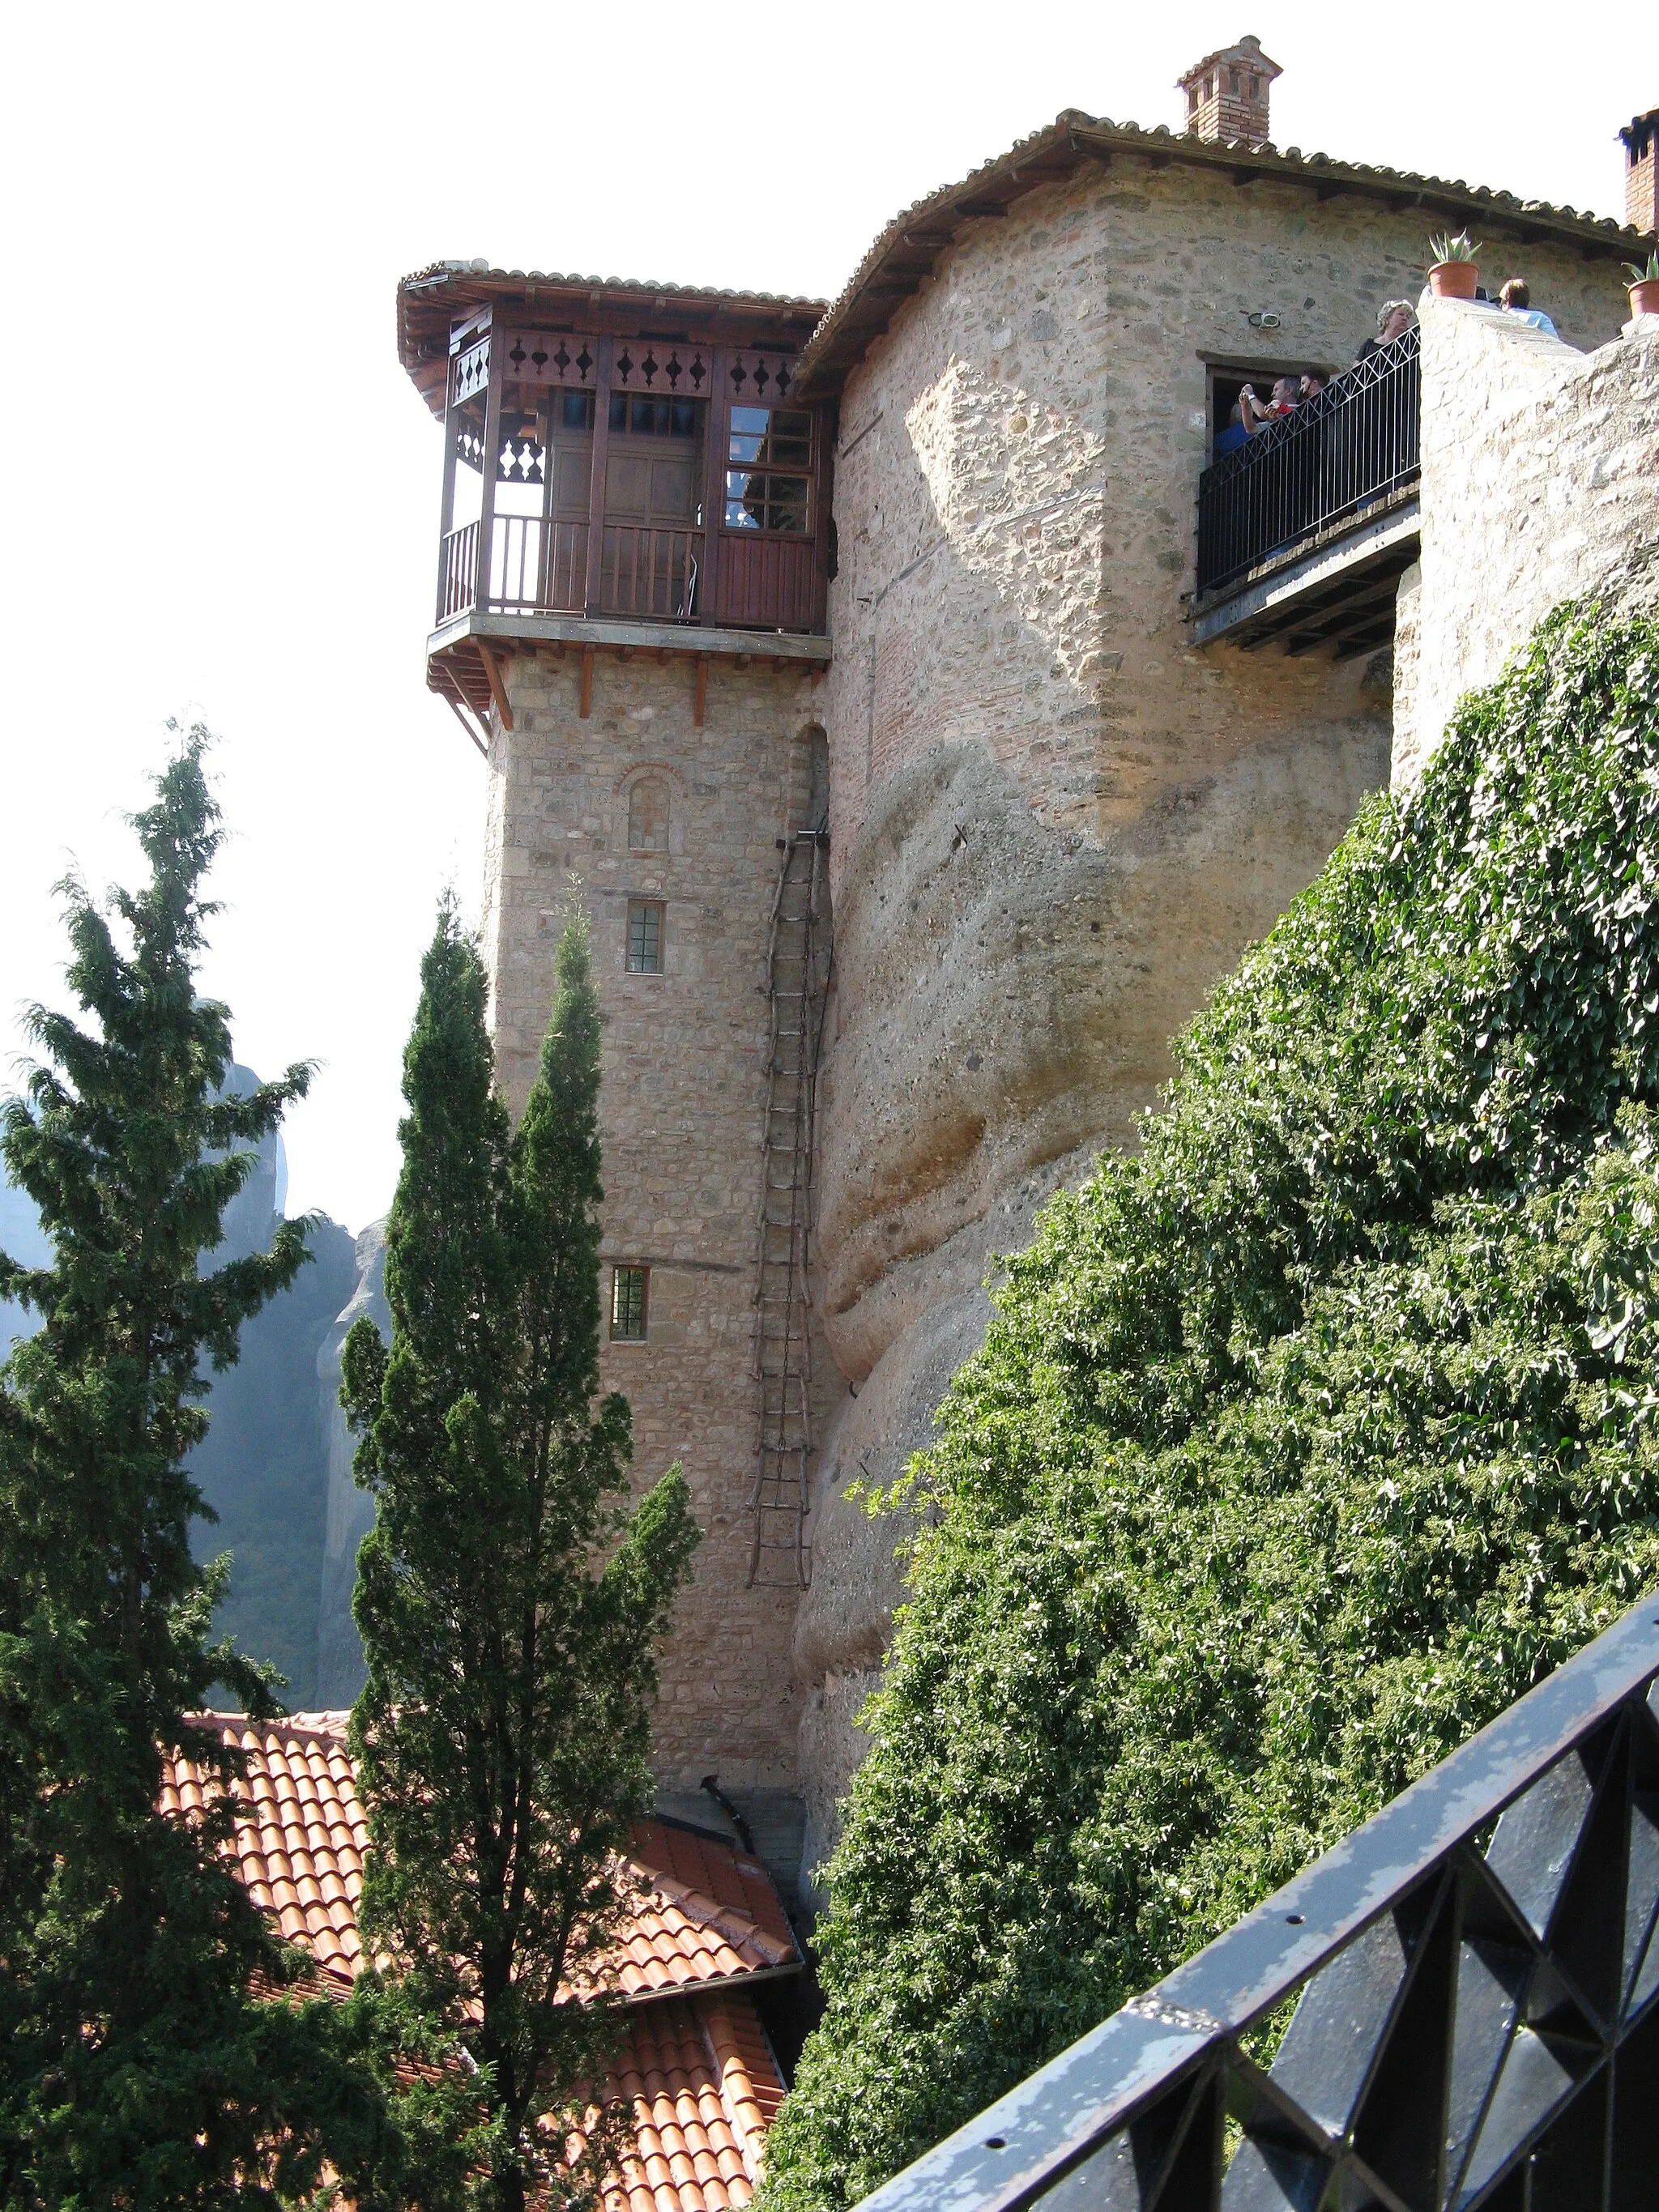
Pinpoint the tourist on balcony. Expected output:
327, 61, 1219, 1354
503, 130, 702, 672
1354, 300, 1416, 365
1299, 372, 1327, 402
1239, 376, 1299, 435
1499, 279, 1559, 337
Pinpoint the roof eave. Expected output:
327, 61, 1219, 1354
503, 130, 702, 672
396, 264, 830, 419
790, 114, 1657, 402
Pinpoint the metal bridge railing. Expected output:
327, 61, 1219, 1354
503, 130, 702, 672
1196, 327, 1422, 599
855, 1592, 1659, 2212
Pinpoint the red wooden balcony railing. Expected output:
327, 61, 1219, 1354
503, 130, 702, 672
437, 517, 822, 633
439, 522, 479, 622
599, 526, 702, 621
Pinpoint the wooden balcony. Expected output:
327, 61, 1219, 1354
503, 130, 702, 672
420, 291, 833, 746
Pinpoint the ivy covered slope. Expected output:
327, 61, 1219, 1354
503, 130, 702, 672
761, 603, 1659, 2212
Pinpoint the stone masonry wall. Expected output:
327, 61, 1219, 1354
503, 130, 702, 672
480, 650, 839, 1789
798, 156, 1632, 1878
1392, 300, 1659, 786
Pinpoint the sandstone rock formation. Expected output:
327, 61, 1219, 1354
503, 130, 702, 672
314, 1217, 390, 1707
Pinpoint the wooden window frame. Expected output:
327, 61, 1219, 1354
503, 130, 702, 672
721, 402, 815, 539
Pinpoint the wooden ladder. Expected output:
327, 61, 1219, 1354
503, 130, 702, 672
748, 830, 827, 1589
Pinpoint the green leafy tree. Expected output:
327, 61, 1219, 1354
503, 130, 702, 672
0, 733, 487, 2211
342, 899, 701, 2212
759, 603, 1659, 2210
0, 732, 390, 2205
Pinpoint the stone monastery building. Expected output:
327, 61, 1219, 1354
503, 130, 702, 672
393, 42, 1659, 1903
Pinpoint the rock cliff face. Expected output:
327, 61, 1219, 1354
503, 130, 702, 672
314, 1218, 390, 1708
186, 1068, 359, 1707
794, 157, 1630, 1871
3, 1064, 365, 1710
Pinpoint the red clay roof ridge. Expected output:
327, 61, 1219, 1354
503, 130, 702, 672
399, 259, 828, 310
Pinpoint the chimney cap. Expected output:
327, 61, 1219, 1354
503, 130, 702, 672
1176, 32, 1283, 92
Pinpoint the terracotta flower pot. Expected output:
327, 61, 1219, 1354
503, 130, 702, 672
1428, 260, 1479, 301
1630, 278, 1659, 320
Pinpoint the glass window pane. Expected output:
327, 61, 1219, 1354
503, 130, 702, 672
766, 492, 808, 531
561, 389, 594, 431
626, 901, 663, 974
608, 392, 627, 432
610, 1265, 648, 1340
726, 470, 764, 527
730, 406, 770, 433
772, 410, 811, 438
670, 400, 697, 437
769, 433, 811, 467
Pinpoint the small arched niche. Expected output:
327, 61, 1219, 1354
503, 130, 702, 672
803, 724, 830, 833
628, 775, 670, 854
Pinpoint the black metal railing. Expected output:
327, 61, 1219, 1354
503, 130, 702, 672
1196, 327, 1421, 596
854, 1592, 1659, 2212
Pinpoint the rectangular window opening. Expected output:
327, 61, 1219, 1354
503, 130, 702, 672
626, 900, 664, 974
1205, 360, 1328, 462
723, 405, 812, 534
610, 1265, 649, 1340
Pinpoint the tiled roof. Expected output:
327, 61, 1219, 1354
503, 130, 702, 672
401, 259, 825, 313
790, 109, 1656, 398
161, 1716, 800, 1998
616, 1822, 797, 1997
561, 1993, 786, 2212
160, 1711, 365, 1984
395, 263, 827, 414
162, 1716, 796, 2212
396, 114, 1654, 413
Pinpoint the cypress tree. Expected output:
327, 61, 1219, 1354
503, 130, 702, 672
342, 899, 700, 2212
0, 732, 344, 2201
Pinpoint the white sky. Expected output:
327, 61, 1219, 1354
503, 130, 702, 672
2, 1, 1653, 1234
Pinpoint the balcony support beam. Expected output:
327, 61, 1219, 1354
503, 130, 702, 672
1191, 499, 1419, 648
475, 638, 514, 731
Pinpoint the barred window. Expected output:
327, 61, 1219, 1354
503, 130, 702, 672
626, 901, 664, 974
610, 1266, 648, 1340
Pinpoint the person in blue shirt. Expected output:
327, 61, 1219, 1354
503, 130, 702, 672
1499, 279, 1559, 338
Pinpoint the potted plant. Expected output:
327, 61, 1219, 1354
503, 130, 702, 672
1626, 250, 1659, 321
1427, 231, 1482, 300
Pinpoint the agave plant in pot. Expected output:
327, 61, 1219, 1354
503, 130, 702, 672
1627, 250, 1659, 322
1427, 231, 1482, 300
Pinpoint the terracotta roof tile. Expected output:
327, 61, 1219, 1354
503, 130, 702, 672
163, 1717, 799, 2000
553, 1993, 785, 2212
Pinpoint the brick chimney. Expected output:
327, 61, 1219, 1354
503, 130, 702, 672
1178, 35, 1282, 150
1621, 109, 1657, 236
